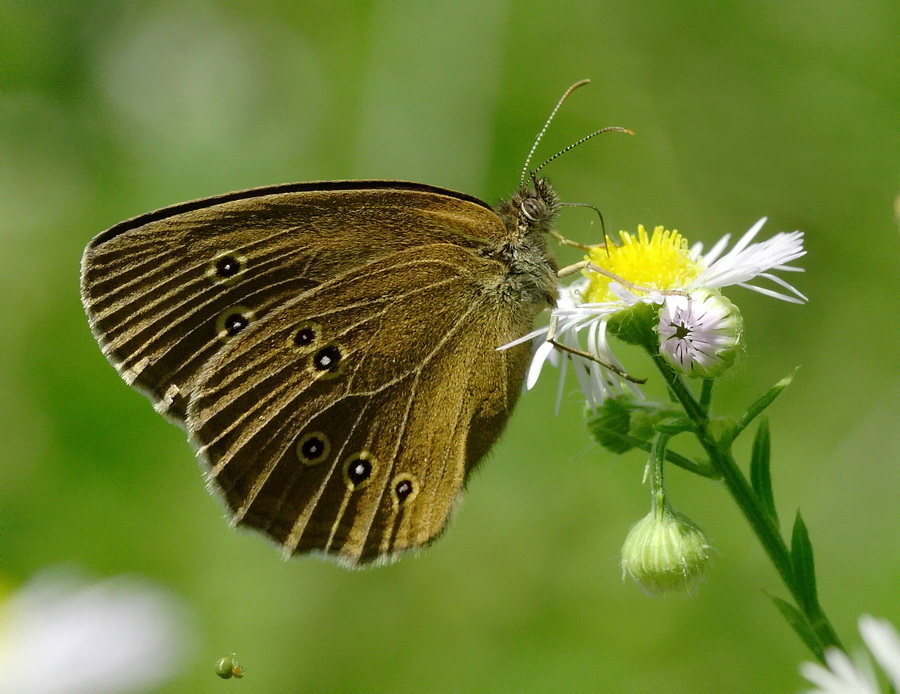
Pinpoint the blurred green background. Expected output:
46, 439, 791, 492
1, 1, 897, 691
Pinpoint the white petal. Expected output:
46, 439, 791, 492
694, 221, 807, 303
571, 358, 599, 408
860, 615, 900, 689
756, 272, 809, 301
735, 282, 807, 303
554, 353, 568, 414
497, 326, 548, 351
800, 660, 844, 690
730, 216, 767, 254
700, 233, 732, 265
526, 340, 556, 389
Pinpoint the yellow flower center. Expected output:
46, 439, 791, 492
583, 225, 703, 302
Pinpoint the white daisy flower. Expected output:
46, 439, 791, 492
0, 569, 194, 694
506, 218, 806, 402
800, 615, 900, 694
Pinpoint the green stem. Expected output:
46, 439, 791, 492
699, 379, 714, 414
590, 425, 719, 478
650, 353, 843, 658
649, 432, 671, 517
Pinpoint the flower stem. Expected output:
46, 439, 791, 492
649, 432, 671, 516
699, 379, 714, 414
649, 353, 843, 658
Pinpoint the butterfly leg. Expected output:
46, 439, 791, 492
550, 229, 607, 252
545, 313, 646, 385
556, 259, 591, 277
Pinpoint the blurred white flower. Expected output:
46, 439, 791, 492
0, 569, 194, 694
800, 615, 900, 694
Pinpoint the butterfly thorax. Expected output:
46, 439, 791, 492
484, 177, 561, 313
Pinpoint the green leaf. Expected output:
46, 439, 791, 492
791, 512, 819, 613
734, 368, 798, 439
584, 401, 715, 477
629, 406, 675, 442
606, 301, 660, 349
750, 419, 777, 523
770, 595, 824, 660
586, 398, 635, 453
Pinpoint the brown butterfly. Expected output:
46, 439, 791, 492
80, 80, 628, 566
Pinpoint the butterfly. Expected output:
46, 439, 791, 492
80, 80, 628, 566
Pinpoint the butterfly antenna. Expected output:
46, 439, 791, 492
530, 126, 633, 179
520, 79, 592, 187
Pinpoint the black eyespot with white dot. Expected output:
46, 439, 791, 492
286, 322, 322, 353
393, 475, 418, 506
296, 431, 330, 466
215, 306, 253, 342
223, 313, 248, 336
207, 252, 247, 284
215, 255, 241, 278
301, 436, 325, 459
294, 326, 316, 347
344, 454, 375, 490
312, 345, 342, 373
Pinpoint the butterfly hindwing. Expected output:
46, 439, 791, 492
186, 243, 533, 565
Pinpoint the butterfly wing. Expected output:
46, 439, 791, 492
81, 181, 501, 422
186, 242, 534, 565
82, 181, 538, 564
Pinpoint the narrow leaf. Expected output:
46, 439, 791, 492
791, 511, 819, 613
770, 595, 824, 660
734, 368, 798, 438
750, 419, 778, 523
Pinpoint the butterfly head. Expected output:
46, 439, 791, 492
486, 176, 562, 312
505, 176, 561, 241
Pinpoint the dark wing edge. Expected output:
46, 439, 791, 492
88, 180, 494, 246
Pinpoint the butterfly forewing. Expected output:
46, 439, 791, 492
81, 182, 502, 423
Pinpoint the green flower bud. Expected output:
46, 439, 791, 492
621, 503, 711, 594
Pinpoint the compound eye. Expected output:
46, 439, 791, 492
521, 198, 542, 221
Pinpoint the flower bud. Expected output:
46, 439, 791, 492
607, 300, 661, 349
621, 503, 711, 594
657, 289, 743, 378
